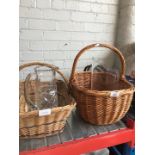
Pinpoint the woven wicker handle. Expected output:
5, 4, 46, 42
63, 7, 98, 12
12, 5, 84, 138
19, 62, 68, 85
70, 43, 126, 81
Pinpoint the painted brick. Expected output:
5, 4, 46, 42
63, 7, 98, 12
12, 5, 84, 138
80, 0, 119, 4
63, 60, 74, 69
20, 52, 44, 61
19, 18, 29, 29
95, 14, 117, 23
108, 5, 118, 15
20, 0, 35, 7
45, 60, 64, 68
71, 12, 96, 22
79, 0, 95, 2
95, 33, 115, 42
78, 2, 91, 12
85, 23, 115, 33
66, 1, 92, 12
43, 10, 70, 20
71, 32, 96, 41
36, 0, 51, 8
69, 50, 93, 60
96, 0, 119, 4
91, 3, 108, 13
19, 7, 29, 17
64, 59, 93, 68
19, 7, 42, 18
19, 0, 121, 77
105, 24, 116, 33
80, 0, 96, 2
20, 30, 43, 40
43, 51, 70, 60
29, 41, 59, 50
58, 41, 84, 50
29, 19, 56, 30
43, 31, 71, 40
65, 1, 79, 10
84, 23, 105, 32
56, 21, 84, 32
52, 0, 65, 9
69, 48, 112, 60
19, 40, 29, 50
30, 41, 84, 51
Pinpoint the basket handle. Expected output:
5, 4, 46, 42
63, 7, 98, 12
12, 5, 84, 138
70, 43, 125, 81
20, 62, 69, 110
19, 62, 68, 85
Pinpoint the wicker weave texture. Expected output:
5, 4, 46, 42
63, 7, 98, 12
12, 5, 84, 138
19, 62, 76, 138
70, 43, 134, 125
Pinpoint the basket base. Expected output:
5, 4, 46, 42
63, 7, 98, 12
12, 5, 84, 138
19, 128, 64, 139
76, 110, 125, 126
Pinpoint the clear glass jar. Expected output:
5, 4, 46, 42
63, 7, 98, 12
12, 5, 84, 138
26, 67, 58, 110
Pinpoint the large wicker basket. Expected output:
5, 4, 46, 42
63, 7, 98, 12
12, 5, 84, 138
69, 43, 134, 125
19, 62, 76, 138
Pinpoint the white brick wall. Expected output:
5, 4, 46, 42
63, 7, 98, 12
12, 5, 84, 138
19, 0, 119, 78
36, 0, 51, 8
28, 19, 56, 30
20, 0, 36, 7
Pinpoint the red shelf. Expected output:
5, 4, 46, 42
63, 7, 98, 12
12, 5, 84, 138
20, 116, 135, 155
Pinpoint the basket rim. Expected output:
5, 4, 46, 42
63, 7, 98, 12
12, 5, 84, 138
70, 72, 134, 96
19, 102, 76, 118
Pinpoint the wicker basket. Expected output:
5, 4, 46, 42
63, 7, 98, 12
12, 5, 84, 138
19, 62, 76, 138
69, 43, 134, 125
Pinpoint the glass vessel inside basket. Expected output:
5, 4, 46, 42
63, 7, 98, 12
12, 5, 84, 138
27, 67, 58, 110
